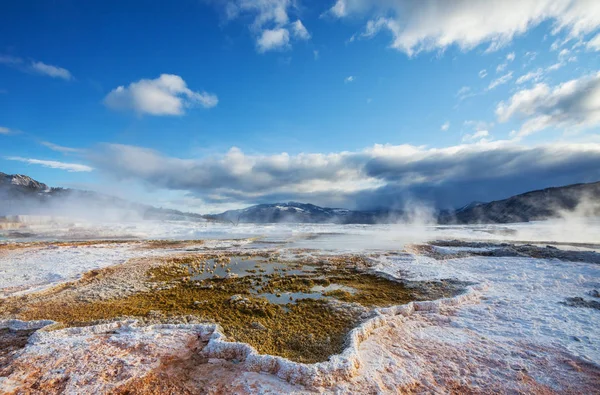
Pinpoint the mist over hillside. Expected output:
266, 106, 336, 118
2, 171, 598, 225
438, 181, 600, 224
0, 172, 206, 222
203, 182, 600, 224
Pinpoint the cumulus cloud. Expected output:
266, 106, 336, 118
5, 156, 93, 172
88, 141, 600, 210
488, 71, 513, 90
257, 28, 290, 52
223, 0, 310, 53
0, 55, 72, 80
104, 74, 218, 116
496, 71, 600, 137
329, 0, 600, 56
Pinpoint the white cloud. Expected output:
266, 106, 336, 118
40, 141, 83, 154
488, 71, 513, 90
516, 68, 544, 84
456, 86, 474, 101
257, 28, 290, 52
0, 126, 12, 135
329, 0, 600, 56
30, 61, 72, 80
5, 156, 93, 172
441, 121, 450, 131
223, 0, 310, 53
313, 50, 320, 60
462, 130, 490, 142
0, 55, 72, 80
291, 20, 311, 40
345, 75, 355, 83
496, 52, 516, 72
479, 69, 488, 78
587, 32, 600, 51
523, 51, 538, 65
496, 71, 600, 137
104, 74, 218, 116
90, 141, 600, 209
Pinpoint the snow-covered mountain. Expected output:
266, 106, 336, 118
209, 202, 400, 224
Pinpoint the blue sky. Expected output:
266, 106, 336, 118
1, 0, 600, 213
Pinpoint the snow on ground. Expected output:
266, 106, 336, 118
373, 252, 600, 364
0, 239, 254, 297
0, 244, 169, 297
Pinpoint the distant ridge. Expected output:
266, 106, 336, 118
2, 171, 599, 224
211, 182, 600, 224
438, 181, 600, 224
206, 202, 401, 224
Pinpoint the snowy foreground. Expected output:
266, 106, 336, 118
1, 219, 599, 393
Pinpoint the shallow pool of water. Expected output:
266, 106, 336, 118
189, 257, 314, 280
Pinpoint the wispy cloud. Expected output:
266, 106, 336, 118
40, 141, 83, 154
104, 74, 218, 116
462, 129, 490, 142
488, 71, 513, 90
30, 61, 72, 80
516, 68, 544, 85
456, 86, 476, 101
441, 121, 450, 131
5, 156, 93, 172
291, 20, 311, 40
587, 32, 600, 51
345, 75, 355, 83
0, 55, 72, 80
0, 126, 13, 135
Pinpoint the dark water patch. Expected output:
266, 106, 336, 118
562, 297, 600, 310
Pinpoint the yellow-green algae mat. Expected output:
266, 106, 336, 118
0, 253, 464, 364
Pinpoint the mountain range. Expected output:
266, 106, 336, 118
1, 171, 599, 224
